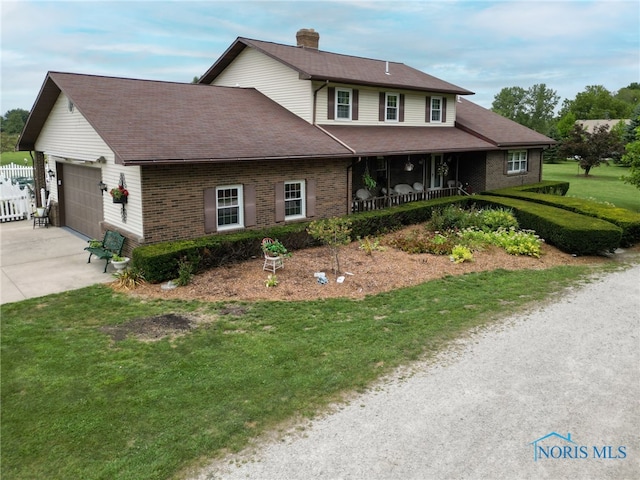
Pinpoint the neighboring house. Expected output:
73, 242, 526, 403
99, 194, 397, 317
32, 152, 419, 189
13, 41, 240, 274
18, 28, 555, 252
577, 119, 630, 132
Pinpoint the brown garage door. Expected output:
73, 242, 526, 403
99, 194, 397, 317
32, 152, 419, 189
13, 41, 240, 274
62, 164, 104, 239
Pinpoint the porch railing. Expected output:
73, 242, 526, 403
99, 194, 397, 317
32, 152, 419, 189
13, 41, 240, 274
351, 187, 462, 213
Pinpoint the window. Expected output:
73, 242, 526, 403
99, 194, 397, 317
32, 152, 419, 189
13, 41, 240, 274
507, 150, 528, 174
431, 96, 442, 122
336, 88, 352, 120
385, 93, 399, 121
216, 185, 243, 230
284, 180, 305, 219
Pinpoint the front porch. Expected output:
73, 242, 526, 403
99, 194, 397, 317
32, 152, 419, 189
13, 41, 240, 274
351, 153, 472, 213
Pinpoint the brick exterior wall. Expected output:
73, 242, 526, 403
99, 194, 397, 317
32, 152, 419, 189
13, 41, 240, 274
484, 148, 543, 191
139, 158, 351, 244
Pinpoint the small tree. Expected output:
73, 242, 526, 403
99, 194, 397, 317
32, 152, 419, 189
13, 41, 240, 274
307, 217, 352, 275
622, 127, 640, 190
557, 123, 624, 176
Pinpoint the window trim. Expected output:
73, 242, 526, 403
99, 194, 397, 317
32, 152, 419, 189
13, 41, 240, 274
507, 150, 528, 174
385, 92, 399, 122
431, 96, 443, 123
335, 87, 352, 121
284, 180, 306, 220
215, 184, 244, 231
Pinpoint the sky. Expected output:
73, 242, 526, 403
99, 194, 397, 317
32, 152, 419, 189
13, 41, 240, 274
1, 0, 639, 115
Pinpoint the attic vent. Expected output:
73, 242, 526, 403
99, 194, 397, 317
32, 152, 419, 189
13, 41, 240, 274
296, 28, 319, 49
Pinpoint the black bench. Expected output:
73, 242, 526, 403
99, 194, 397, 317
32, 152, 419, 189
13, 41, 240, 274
84, 230, 126, 273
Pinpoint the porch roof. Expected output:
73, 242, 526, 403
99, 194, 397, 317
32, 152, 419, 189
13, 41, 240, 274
319, 125, 496, 156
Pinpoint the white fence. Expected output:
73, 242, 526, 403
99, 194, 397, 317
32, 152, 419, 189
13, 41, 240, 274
0, 177, 33, 222
0, 162, 34, 182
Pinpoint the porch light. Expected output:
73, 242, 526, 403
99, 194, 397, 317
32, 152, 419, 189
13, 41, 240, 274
47, 168, 56, 179
98, 181, 108, 195
404, 160, 414, 171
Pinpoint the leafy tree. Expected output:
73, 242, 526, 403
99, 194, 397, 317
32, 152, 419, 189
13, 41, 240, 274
555, 112, 577, 139
615, 82, 640, 108
0, 108, 29, 135
1, 132, 19, 153
557, 123, 625, 176
559, 85, 632, 120
491, 84, 559, 135
621, 127, 640, 189
307, 217, 352, 275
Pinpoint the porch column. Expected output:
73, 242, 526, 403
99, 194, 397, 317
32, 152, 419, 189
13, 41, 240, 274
33, 151, 46, 208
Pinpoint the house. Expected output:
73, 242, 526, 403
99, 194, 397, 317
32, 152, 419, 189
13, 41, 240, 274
17, 28, 555, 253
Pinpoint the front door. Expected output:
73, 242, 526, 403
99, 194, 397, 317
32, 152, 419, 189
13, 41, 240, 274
430, 153, 443, 189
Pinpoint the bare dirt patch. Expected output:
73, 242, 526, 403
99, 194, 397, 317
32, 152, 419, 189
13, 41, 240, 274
100, 313, 198, 342
129, 225, 615, 304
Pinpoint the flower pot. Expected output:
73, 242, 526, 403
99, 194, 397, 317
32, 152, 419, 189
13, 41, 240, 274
36, 207, 45, 216
111, 257, 130, 272
113, 197, 127, 204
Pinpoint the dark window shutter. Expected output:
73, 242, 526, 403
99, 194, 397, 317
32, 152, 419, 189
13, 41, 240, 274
275, 182, 285, 222
442, 97, 447, 123
425, 96, 431, 123
204, 187, 217, 233
379, 92, 385, 121
399, 94, 405, 122
327, 87, 335, 120
244, 184, 256, 227
306, 179, 316, 217
352, 89, 359, 121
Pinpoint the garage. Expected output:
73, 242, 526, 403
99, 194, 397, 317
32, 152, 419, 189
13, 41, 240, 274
61, 164, 104, 239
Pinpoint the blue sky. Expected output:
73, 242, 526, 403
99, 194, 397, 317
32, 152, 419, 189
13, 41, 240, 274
1, 0, 638, 114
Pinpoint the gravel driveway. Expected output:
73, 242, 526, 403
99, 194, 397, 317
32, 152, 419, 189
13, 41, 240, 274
196, 263, 640, 480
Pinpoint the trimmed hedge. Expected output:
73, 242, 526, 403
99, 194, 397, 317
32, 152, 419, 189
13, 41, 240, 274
133, 196, 469, 283
473, 195, 622, 255
506, 180, 570, 196
487, 187, 640, 247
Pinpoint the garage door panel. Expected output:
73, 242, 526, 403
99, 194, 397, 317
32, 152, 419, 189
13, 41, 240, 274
63, 165, 103, 239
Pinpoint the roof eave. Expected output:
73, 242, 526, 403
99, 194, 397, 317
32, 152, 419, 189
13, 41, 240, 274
16, 73, 61, 151
308, 75, 473, 95
121, 153, 356, 166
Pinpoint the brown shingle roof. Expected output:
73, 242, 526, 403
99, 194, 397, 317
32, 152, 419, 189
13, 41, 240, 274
320, 125, 496, 156
455, 98, 556, 147
18, 72, 354, 163
199, 37, 473, 95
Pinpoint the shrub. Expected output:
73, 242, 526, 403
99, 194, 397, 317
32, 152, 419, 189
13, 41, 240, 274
473, 195, 622, 255
450, 245, 473, 263
479, 208, 519, 231
307, 217, 353, 274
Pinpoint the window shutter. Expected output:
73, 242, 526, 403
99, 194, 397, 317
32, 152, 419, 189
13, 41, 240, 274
442, 97, 447, 123
425, 96, 431, 123
327, 87, 335, 120
275, 181, 285, 222
399, 94, 405, 122
244, 184, 256, 227
379, 92, 385, 121
204, 187, 217, 233
306, 179, 316, 217
352, 89, 359, 121
503, 151, 509, 175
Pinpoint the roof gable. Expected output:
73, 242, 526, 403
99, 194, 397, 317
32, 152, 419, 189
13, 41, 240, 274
18, 72, 354, 163
199, 37, 473, 95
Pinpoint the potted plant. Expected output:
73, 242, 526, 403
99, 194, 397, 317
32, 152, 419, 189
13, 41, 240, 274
111, 254, 130, 272
362, 165, 377, 190
262, 238, 290, 258
110, 185, 129, 204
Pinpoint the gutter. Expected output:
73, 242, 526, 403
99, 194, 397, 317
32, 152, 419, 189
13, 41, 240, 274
314, 124, 356, 154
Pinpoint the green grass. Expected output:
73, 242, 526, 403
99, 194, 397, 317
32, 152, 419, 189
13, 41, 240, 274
1, 264, 623, 480
543, 161, 640, 212
0, 151, 32, 166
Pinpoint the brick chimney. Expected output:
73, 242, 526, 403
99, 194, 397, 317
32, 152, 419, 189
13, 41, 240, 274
296, 28, 319, 49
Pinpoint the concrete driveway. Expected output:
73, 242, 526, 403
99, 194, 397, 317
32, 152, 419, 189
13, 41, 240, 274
0, 220, 115, 304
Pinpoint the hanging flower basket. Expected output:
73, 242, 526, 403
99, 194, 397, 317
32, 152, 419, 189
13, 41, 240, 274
110, 185, 129, 204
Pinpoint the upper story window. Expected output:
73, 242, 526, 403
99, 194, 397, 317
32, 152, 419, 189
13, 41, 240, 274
507, 150, 528, 174
284, 180, 306, 219
385, 93, 399, 122
216, 184, 244, 231
336, 88, 352, 120
431, 96, 443, 123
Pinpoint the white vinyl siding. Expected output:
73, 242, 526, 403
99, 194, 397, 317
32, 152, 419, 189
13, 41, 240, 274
211, 48, 313, 122
318, 86, 455, 126
37, 94, 144, 237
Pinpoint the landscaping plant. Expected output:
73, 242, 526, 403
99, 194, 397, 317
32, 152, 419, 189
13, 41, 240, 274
307, 217, 353, 274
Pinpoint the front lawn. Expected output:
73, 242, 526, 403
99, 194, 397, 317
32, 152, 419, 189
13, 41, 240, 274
1, 265, 613, 479
543, 161, 640, 212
